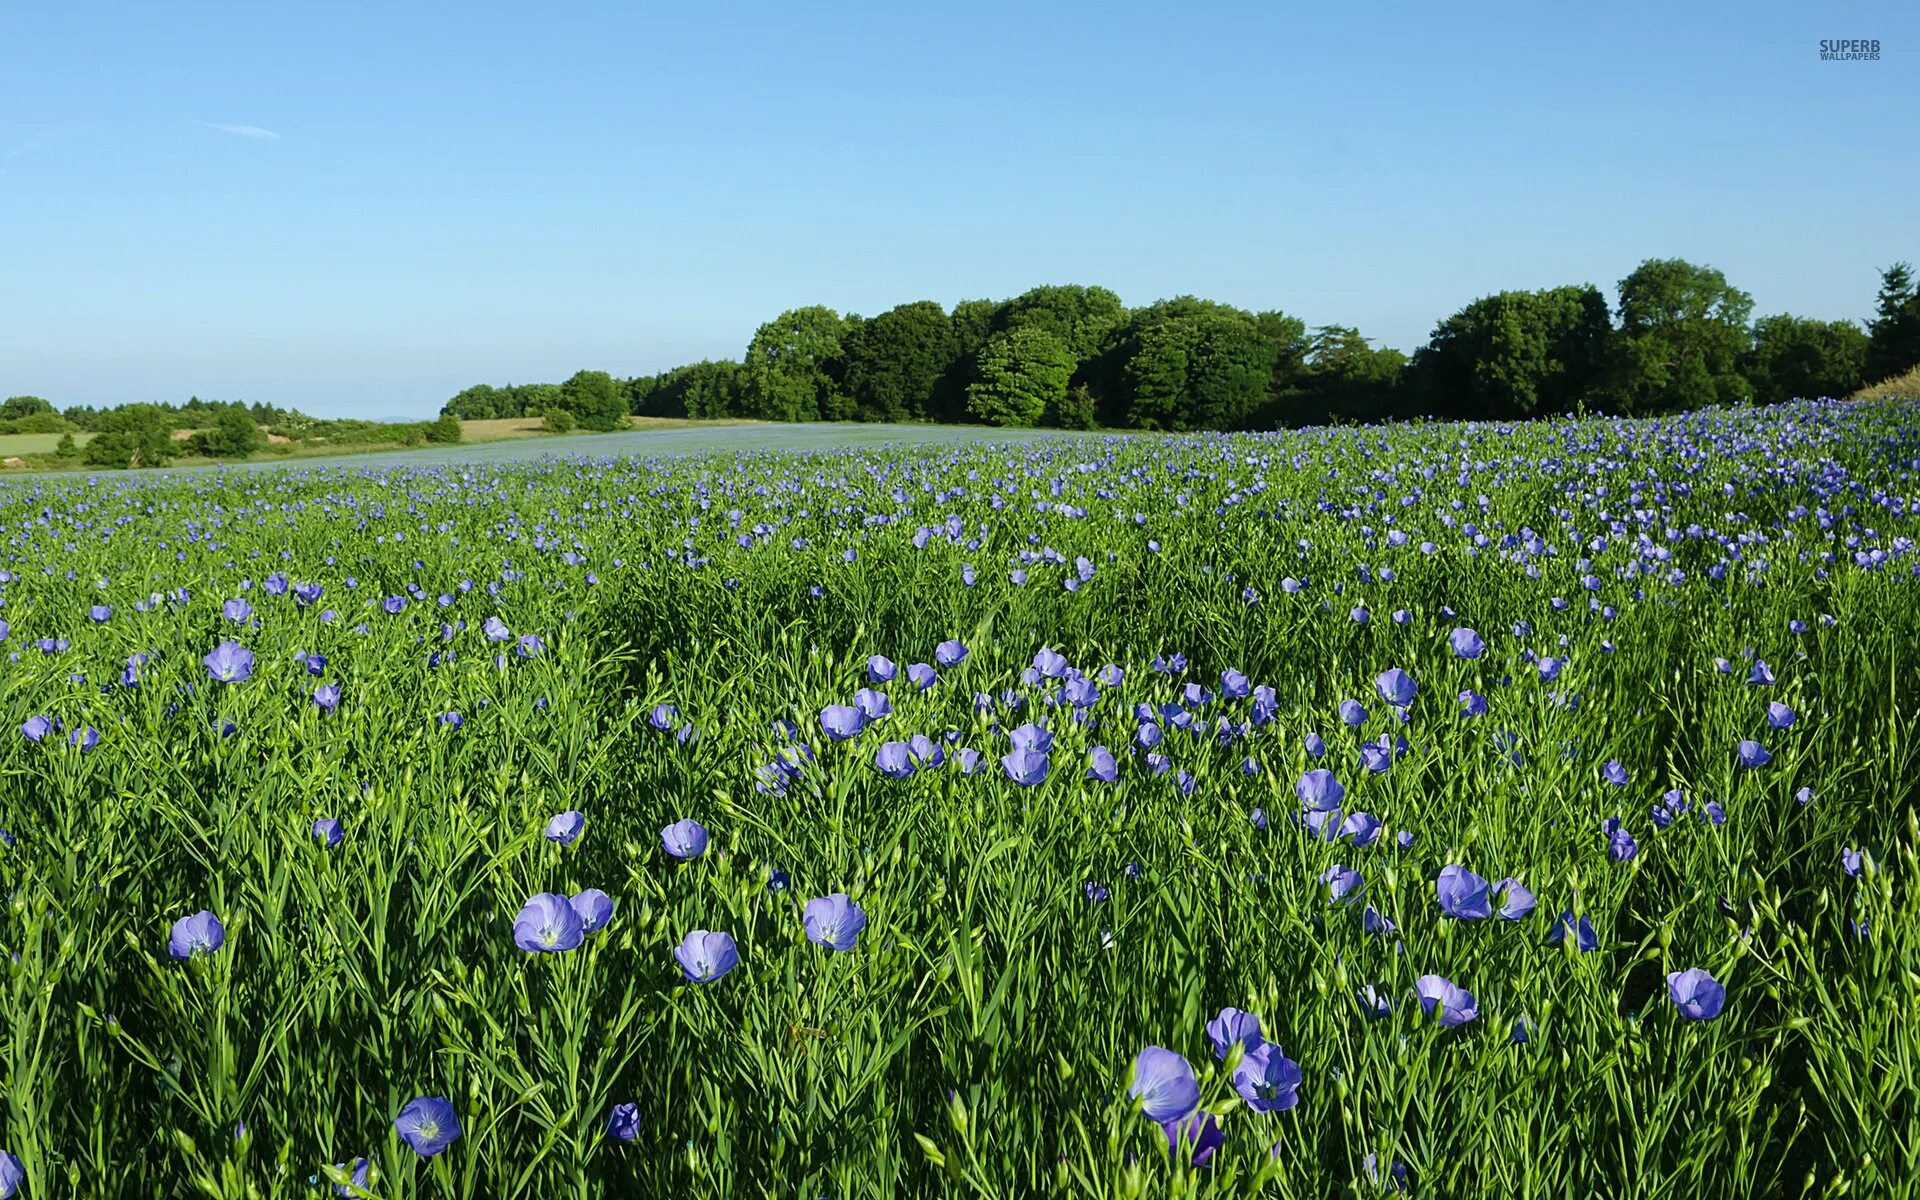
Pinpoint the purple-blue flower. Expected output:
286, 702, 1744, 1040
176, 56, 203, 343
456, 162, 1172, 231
1436, 865, 1492, 920
1205, 1007, 1262, 1059
674, 930, 738, 982
1667, 968, 1726, 1021
802, 893, 867, 952
820, 704, 866, 741
1296, 768, 1345, 811
606, 1102, 641, 1143
545, 810, 586, 846
393, 1096, 460, 1157
513, 893, 584, 952
168, 910, 226, 959
203, 640, 254, 683
569, 889, 614, 933
1128, 1046, 1199, 1123
660, 818, 708, 859
1231, 1042, 1303, 1113
1415, 974, 1479, 1027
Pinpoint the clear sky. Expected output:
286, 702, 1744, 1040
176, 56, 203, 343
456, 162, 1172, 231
3, 1, 1915, 418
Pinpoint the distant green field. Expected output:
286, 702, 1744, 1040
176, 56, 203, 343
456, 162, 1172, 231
0, 431, 94, 457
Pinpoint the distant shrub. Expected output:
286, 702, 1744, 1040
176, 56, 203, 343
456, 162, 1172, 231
543, 407, 577, 433
424, 413, 464, 444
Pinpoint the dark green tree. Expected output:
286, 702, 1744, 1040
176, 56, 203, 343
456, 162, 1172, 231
442, 383, 506, 419
559, 370, 627, 431
82, 404, 177, 468
1744, 315, 1868, 404
1614, 258, 1754, 413
1408, 286, 1613, 419
967, 327, 1073, 427
425, 412, 464, 443
840, 301, 959, 422
1, 396, 54, 420
1865, 262, 1920, 385
622, 375, 658, 417
936, 299, 1002, 422
1123, 312, 1276, 431
199, 406, 265, 457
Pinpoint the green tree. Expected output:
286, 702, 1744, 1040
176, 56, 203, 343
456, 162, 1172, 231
1050, 383, 1099, 430
442, 383, 505, 420
623, 375, 658, 417
425, 412, 464, 443
1123, 313, 1276, 431
199, 407, 265, 457
543, 407, 577, 433
967, 327, 1073, 427
1865, 262, 1920, 384
937, 299, 1002, 422
840, 301, 960, 422
559, 370, 627, 431
1408, 286, 1614, 419
1, 395, 54, 421
1267, 326, 1408, 425
1615, 258, 1754, 413
81, 403, 179, 468
998, 285, 1127, 365
1742, 315, 1867, 404
54, 432, 78, 459
650, 360, 745, 419
742, 306, 850, 422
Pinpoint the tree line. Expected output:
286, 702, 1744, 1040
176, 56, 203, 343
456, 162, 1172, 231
0, 395, 463, 469
442, 258, 1920, 430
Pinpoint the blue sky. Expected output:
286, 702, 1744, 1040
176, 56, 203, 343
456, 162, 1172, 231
3, 1, 1915, 418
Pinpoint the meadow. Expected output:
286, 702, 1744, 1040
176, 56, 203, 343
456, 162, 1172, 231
1, 399, 1917, 1199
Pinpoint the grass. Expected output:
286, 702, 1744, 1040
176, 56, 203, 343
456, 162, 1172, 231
0, 431, 95, 457
0, 398, 1916, 1198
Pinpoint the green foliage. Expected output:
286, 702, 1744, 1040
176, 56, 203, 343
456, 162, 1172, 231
1049, 383, 1099, 430
559, 370, 627, 432
1615, 258, 1755, 414
197, 407, 266, 458
1, 395, 54, 420
997, 284, 1127, 365
82, 404, 180, 469
840, 301, 960, 422
0, 411, 75, 435
1410, 286, 1613, 418
1866, 262, 1920, 385
543, 407, 577, 433
426, 412, 465, 443
1124, 314, 1278, 431
742, 306, 851, 422
54, 432, 78, 459
966, 326, 1073, 426
1745, 315, 1868, 403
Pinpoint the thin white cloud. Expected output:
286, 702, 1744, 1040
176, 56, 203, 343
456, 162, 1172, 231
203, 122, 281, 140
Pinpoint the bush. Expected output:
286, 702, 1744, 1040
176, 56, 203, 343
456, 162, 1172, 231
543, 407, 577, 433
424, 413, 464, 444
54, 433, 78, 459
200, 408, 266, 458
